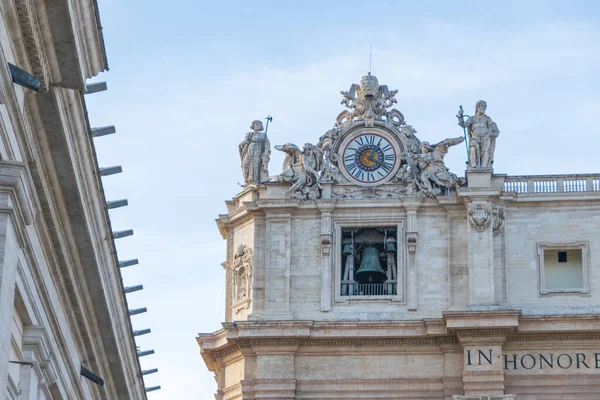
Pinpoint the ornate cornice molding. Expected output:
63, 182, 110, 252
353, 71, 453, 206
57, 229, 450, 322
507, 333, 600, 343
14, 0, 49, 91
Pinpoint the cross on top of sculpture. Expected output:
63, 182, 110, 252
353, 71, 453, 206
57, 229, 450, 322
238, 74, 500, 200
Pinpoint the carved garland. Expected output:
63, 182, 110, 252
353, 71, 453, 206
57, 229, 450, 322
492, 204, 505, 236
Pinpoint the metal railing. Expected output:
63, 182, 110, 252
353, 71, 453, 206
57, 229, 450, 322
503, 174, 600, 194
341, 281, 397, 296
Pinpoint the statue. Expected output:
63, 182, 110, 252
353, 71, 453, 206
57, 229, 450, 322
239, 120, 270, 186
317, 127, 343, 182
457, 101, 499, 169
413, 137, 465, 196
271, 142, 322, 200
400, 125, 421, 154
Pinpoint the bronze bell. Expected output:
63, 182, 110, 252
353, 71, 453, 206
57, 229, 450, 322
355, 246, 387, 283
342, 238, 353, 256
386, 238, 397, 253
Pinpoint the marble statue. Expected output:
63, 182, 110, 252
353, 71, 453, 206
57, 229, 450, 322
271, 142, 322, 200
413, 137, 465, 196
317, 127, 343, 182
400, 125, 421, 154
457, 101, 499, 169
239, 120, 270, 186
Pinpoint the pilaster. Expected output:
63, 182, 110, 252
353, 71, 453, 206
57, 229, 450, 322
444, 311, 520, 397
458, 173, 502, 309
264, 213, 293, 319
318, 201, 334, 312
402, 198, 421, 311
0, 161, 38, 394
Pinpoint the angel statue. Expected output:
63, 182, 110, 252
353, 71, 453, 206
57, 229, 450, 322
239, 120, 271, 186
271, 142, 323, 200
413, 137, 465, 196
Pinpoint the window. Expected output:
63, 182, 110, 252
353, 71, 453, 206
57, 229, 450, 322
537, 242, 589, 295
340, 226, 399, 297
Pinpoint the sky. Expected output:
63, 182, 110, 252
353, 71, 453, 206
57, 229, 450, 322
85, 1, 600, 398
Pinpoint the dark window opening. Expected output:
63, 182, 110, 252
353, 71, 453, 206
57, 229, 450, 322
558, 251, 567, 263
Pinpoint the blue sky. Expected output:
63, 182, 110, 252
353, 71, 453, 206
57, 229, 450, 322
86, 1, 600, 398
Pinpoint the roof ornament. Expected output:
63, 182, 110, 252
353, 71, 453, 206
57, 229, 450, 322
336, 73, 405, 128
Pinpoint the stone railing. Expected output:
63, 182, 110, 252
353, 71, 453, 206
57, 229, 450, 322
503, 174, 600, 194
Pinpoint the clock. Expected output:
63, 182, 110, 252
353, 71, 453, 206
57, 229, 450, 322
340, 132, 399, 186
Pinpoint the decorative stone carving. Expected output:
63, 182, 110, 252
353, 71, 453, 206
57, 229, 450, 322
468, 202, 493, 233
458, 101, 500, 169
317, 127, 343, 182
271, 143, 322, 200
492, 204, 505, 236
412, 137, 465, 196
267, 74, 468, 200
453, 395, 516, 400
239, 120, 271, 186
400, 125, 422, 154
337, 73, 405, 128
332, 184, 415, 199
232, 245, 253, 304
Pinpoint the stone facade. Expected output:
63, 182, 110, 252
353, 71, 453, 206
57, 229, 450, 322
198, 76, 600, 399
0, 1, 146, 399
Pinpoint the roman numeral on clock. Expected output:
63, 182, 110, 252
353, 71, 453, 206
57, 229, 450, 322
381, 161, 392, 173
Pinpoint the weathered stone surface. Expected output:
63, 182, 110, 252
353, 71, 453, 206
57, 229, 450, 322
200, 74, 600, 400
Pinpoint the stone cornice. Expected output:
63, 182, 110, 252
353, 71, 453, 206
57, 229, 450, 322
443, 311, 521, 332
506, 333, 600, 343
199, 316, 600, 371
23, 86, 145, 398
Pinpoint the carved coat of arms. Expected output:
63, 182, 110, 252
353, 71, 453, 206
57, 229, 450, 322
468, 202, 493, 233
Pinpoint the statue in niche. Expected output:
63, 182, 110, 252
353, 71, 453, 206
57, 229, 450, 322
457, 101, 499, 169
413, 137, 465, 196
271, 142, 322, 200
232, 245, 253, 303
239, 120, 270, 186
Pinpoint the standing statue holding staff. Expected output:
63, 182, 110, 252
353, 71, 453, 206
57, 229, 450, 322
239, 119, 271, 186
457, 101, 499, 169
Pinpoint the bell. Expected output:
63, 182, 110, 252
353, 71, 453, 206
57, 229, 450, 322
386, 238, 397, 253
355, 246, 387, 283
342, 238, 353, 256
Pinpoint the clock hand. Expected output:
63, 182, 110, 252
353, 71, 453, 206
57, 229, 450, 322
367, 146, 380, 162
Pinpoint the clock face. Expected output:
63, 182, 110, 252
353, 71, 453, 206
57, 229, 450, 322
341, 133, 397, 185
